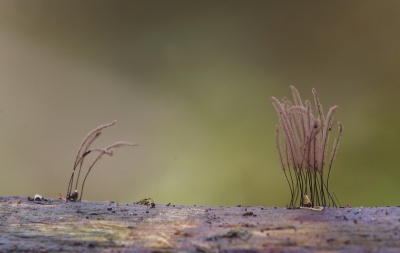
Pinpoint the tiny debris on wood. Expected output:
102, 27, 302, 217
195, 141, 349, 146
135, 197, 155, 208
242, 211, 254, 216
207, 227, 252, 241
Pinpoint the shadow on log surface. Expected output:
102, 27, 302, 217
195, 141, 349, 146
0, 196, 399, 252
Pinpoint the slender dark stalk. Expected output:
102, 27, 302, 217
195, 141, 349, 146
298, 169, 306, 206
283, 170, 294, 207
312, 171, 318, 206
332, 192, 340, 207
67, 172, 75, 199
318, 172, 324, 206
74, 163, 84, 192
79, 159, 101, 201
289, 167, 298, 207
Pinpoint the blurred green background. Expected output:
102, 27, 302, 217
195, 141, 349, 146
0, 1, 399, 207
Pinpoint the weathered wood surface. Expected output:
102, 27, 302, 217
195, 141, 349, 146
0, 196, 399, 252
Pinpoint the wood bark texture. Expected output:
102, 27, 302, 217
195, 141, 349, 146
0, 196, 399, 252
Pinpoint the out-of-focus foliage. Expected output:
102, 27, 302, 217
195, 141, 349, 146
0, 1, 399, 206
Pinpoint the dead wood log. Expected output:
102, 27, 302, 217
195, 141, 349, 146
0, 196, 399, 252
